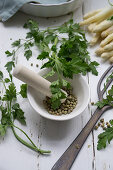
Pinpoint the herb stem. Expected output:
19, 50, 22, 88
2, 80, 7, 91
11, 123, 51, 154
2, 80, 10, 112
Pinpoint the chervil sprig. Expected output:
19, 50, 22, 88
5, 19, 99, 109
0, 69, 50, 154
95, 72, 113, 150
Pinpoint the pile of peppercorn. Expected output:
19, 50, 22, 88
43, 88, 77, 116
94, 118, 111, 130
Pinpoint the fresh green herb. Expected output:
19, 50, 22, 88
24, 19, 98, 109
5, 50, 13, 57
50, 80, 67, 110
4, 78, 10, 83
12, 39, 21, 47
0, 71, 3, 79
6, 19, 99, 109
107, 16, 113, 20
5, 61, 15, 73
0, 69, 50, 154
96, 72, 113, 108
19, 84, 27, 98
95, 72, 113, 150
24, 49, 32, 60
97, 120, 113, 150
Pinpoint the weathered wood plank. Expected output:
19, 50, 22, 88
83, 0, 113, 169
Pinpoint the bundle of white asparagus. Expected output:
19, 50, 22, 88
80, 6, 113, 63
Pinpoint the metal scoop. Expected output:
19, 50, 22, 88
52, 64, 113, 170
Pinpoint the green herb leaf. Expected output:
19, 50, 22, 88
19, 84, 27, 98
110, 120, 113, 125
12, 39, 20, 47
37, 51, 49, 60
24, 42, 33, 49
95, 74, 113, 108
62, 79, 71, 89
24, 50, 32, 60
0, 124, 7, 136
43, 69, 55, 79
0, 71, 3, 80
5, 61, 15, 72
5, 50, 13, 57
41, 61, 52, 69
95, 99, 109, 108
107, 16, 113, 20
50, 80, 66, 109
108, 85, 113, 96
4, 78, 10, 83
2, 83, 16, 101
0, 106, 9, 126
12, 103, 26, 125
97, 127, 113, 150
89, 61, 99, 76
44, 34, 57, 44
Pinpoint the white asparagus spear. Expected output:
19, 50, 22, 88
101, 51, 113, 59
100, 33, 113, 47
109, 56, 113, 62
93, 20, 113, 33
89, 20, 103, 32
83, 9, 102, 20
88, 23, 97, 32
90, 33, 100, 46
13, 65, 67, 102
95, 47, 105, 55
104, 40, 113, 51
80, 7, 113, 26
101, 25, 113, 38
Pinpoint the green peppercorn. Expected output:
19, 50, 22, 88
59, 112, 61, 115
64, 108, 68, 111
100, 118, 104, 123
94, 126, 98, 130
49, 111, 52, 114
62, 110, 65, 114
101, 123, 105, 128
107, 124, 110, 128
68, 110, 71, 114
64, 111, 67, 114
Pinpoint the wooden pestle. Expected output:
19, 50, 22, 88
13, 65, 67, 102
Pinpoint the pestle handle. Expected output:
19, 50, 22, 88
13, 65, 52, 97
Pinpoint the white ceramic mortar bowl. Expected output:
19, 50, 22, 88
27, 69, 90, 121
21, 0, 84, 18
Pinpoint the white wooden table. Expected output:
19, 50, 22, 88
0, 0, 113, 169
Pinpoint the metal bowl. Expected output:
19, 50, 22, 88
21, 0, 83, 18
